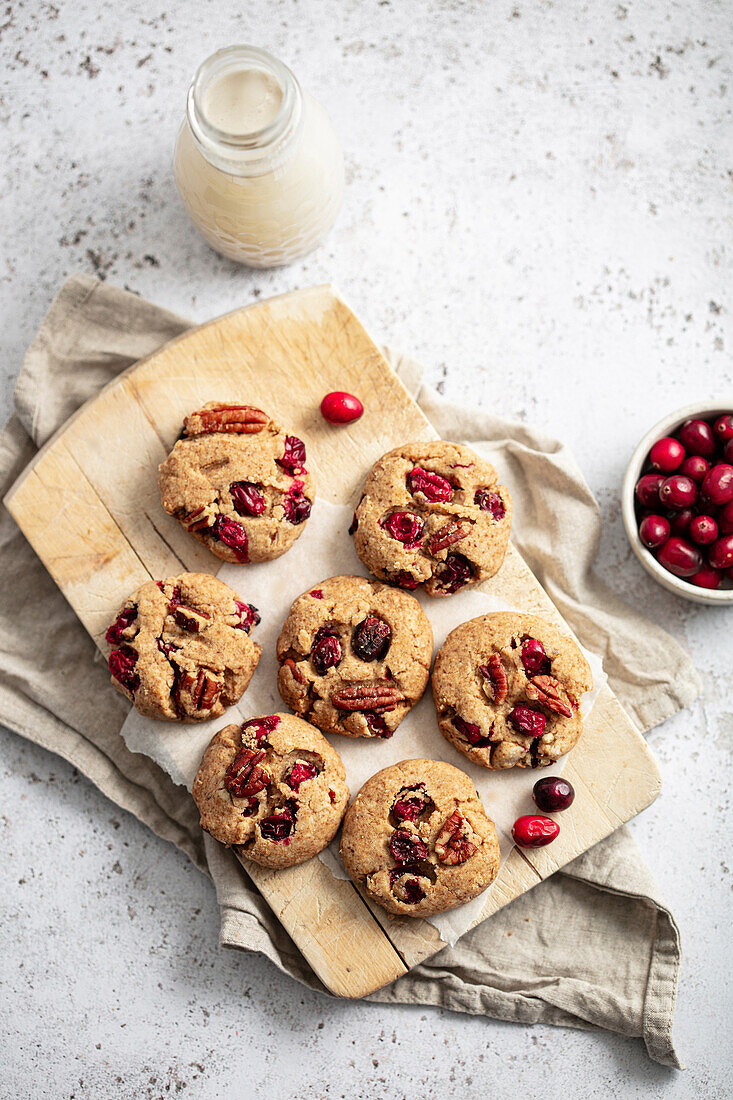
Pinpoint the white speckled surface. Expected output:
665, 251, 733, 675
1, 1, 731, 1096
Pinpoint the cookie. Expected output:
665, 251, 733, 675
276, 575, 433, 739
432, 612, 593, 769
158, 402, 316, 563
340, 759, 501, 917
192, 713, 349, 868
351, 441, 512, 596
105, 572, 261, 722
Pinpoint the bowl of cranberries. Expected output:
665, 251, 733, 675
622, 403, 733, 605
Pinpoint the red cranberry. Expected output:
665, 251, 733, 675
392, 785, 428, 822
320, 391, 363, 424
407, 467, 454, 503
213, 515, 249, 561
511, 815, 560, 848
277, 435, 306, 474
389, 870, 426, 903
659, 474, 697, 510
532, 776, 575, 813
260, 804, 296, 842
689, 566, 723, 589
105, 607, 137, 646
708, 534, 733, 571
381, 511, 425, 549
230, 481, 266, 516
635, 473, 665, 508
389, 829, 428, 864
679, 455, 710, 483
108, 647, 140, 693
718, 500, 733, 536
309, 589, 324, 599
392, 570, 420, 590
712, 415, 733, 444
286, 761, 319, 791
508, 705, 546, 738
639, 514, 670, 550
521, 638, 549, 676
241, 715, 281, 739
667, 508, 694, 536
701, 464, 733, 507
679, 418, 715, 459
649, 436, 685, 473
724, 438, 733, 464
453, 715, 491, 747
436, 553, 473, 593
311, 627, 342, 675
474, 488, 506, 520
363, 712, 392, 737
657, 537, 703, 577
283, 484, 312, 525
689, 515, 718, 546
353, 617, 391, 661
235, 600, 260, 633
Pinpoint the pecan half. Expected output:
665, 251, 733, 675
526, 674, 573, 718
181, 504, 217, 532
479, 654, 508, 704
434, 809, 479, 866
224, 748, 270, 798
282, 657, 307, 685
183, 404, 268, 437
176, 668, 223, 712
330, 681, 404, 712
172, 605, 211, 633
427, 519, 471, 556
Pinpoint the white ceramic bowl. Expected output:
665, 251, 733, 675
621, 400, 733, 607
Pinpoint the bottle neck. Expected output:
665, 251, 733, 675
186, 46, 303, 177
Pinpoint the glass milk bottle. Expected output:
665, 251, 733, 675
174, 46, 344, 267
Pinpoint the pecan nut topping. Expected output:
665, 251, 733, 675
224, 748, 270, 798
172, 605, 211, 633
434, 809, 479, 866
427, 519, 471, 556
479, 653, 508, 704
183, 404, 269, 437
330, 681, 404, 712
176, 668, 223, 711
282, 656, 307, 685
525, 674, 573, 718
181, 504, 217, 532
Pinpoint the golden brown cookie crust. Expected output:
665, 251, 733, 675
192, 713, 349, 868
340, 759, 500, 917
276, 575, 433, 739
352, 441, 512, 596
105, 572, 261, 722
432, 612, 593, 769
158, 402, 316, 564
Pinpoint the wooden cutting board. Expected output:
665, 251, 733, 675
5, 285, 661, 997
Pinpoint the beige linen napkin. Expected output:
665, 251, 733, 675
2, 275, 700, 1067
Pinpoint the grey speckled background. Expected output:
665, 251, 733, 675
1, 2, 731, 1097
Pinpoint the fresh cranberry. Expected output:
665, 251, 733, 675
260, 803, 296, 842
667, 508, 695, 536
508, 705, 546, 737
657, 537, 703, 577
708, 534, 733, 571
235, 600, 260, 632
659, 474, 697, 510
474, 488, 506, 520
105, 607, 137, 646
320, 391, 363, 424
679, 418, 715, 458
108, 647, 140, 693
436, 552, 473, 592
639, 514, 670, 550
718, 500, 733, 536
381, 511, 425, 548
679, 455, 710, 483
353, 617, 391, 661
649, 436, 685, 473
689, 566, 723, 589
724, 439, 733, 464
392, 571, 420, 590
283, 484, 312, 525
533, 776, 575, 813
407, 467, 453, 502
311, 628, 342, 675
701, 464, 733, 507
689, 515, 718, 546
363, 712, 392, 737
635, 473, 665, 508
712, 415, 733, 444
389, 829, 428, 864
277, 435, 306, 474
511, 815, 560, 848
520, 638, 549, 676
241, 715, 281, 739
213, 515, 249, 561
156, 638, 179, 656
230, 481, 266, 516
452, 715, 491, 747
286, 761, 319, 791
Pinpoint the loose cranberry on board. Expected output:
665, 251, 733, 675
320, 391, 364, 424
532, 777, 575, 813
511, 815, 560, 848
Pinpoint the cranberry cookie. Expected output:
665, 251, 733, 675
158, 402, 316, 563
433, 612, 593, 769
105, 572, 261, 721
192, 713, 349, 868
351, 441, 512, 596
276, 575, 433, 739
340, 759, 501, 917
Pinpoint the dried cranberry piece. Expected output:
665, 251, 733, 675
435, 553, 473, 592
241, 715, 281, 739
156, 637, 179, 656
259, 802, 297, 843
521, 637, 549, 676
235, 600, 260, 633
364, 712, 392, 738
389, 829, 429, 864
389, 870, 426, 904
240, 799, 259, 817
474, 489, 506, 520
213, 515, 249, 562
309, 588, 324, 599
224, 748, 270, 798
311, 627, 342, 675
105, 607, 137, 646
277, 435, 306, 474
392, 570, 420, 590
452, 715, 492, 747
286, 761, 319, 791
108, 646, 140, 693
230, 481, 266, 517
283, 482, 312, 525
380, 511, 425, 548
407, 467, 454, 503
508, 705, 546, 737
392, 784, 428, 822
353, 617, 392, 661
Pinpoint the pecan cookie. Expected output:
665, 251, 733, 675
158, 402, 316, 563
340, 759, 501, 917
351, 441, 512, 596
192, 713, 349, 868
105, 572, 261, 721
276, 575, 433, 739
433, 612, 593, 769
